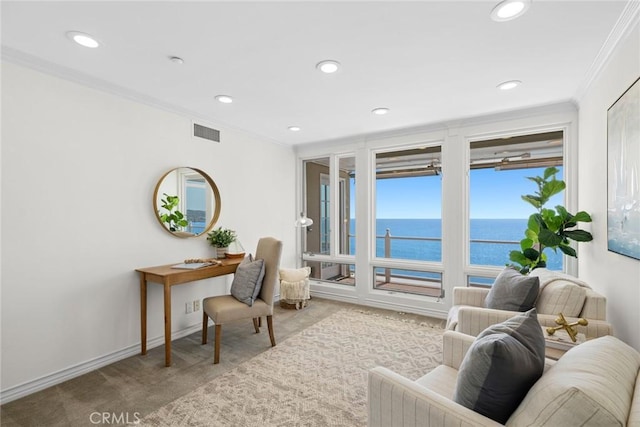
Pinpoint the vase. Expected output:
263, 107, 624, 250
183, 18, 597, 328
216, 247, 228, 259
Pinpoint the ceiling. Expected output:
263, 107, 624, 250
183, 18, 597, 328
1, 1, 631, 146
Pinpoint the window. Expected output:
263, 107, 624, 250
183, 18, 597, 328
339, 156, 355, 256
320, 173, 330, 254
303, 155, 356, 286
375, 146, 442, 262
373, 145, 443, 297
303, 157, 330, 256
184, 175, 207, 235
303, 261, 355, 285
373, 266, 443, 297
469, 131, 564, 270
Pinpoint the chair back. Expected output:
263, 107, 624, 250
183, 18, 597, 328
255, 237, 283, 306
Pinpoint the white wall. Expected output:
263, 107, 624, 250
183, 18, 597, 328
578, 18, 640, 350
0, 62, 296, 399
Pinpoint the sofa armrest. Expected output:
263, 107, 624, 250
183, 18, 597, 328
368, 367, 502, 427
455, 306, 518, 336
580, 289, 607, 321
537, 314, 613, 338
442, 331, 475, 370
452, 287, 489, 307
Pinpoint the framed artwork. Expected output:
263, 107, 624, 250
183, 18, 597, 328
607, 76, 640, 260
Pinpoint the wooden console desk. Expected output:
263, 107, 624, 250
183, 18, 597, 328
136, 258, 242, 367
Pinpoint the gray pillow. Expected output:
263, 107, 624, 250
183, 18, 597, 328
230, 255, 265, 306
485, 267, 539, 311
453, 309, 545, 424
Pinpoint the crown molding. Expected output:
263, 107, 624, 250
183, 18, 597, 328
1, 46, 288, 147
296, 100, 577, 151
574, 0, 640, 104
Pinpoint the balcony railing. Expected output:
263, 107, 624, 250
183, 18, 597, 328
303, 228, 528, 295
372, 229, 524, 296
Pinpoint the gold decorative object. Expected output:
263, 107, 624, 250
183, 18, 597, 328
546, 312, 588, 342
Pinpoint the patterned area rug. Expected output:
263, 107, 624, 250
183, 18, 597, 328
141, 308, 444, 427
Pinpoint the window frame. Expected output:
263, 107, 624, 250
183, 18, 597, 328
295, 106, 579, 316
463, 124, 577, 284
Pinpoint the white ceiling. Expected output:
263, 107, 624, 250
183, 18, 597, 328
1, 1, 632, 146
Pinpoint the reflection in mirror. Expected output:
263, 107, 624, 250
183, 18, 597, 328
153, 167, 221, 238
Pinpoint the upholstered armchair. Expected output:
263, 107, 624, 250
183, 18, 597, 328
201, 237, 283, 364
369, 329, 640, 426
446, 268, 612, 339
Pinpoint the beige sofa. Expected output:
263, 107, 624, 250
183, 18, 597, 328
368, 331, 640, 426
446, 269, 612, 338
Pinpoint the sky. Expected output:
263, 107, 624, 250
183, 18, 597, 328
373, 166, 564, 219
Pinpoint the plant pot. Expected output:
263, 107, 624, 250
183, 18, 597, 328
216, 247, 228, 259
225, 252, 246, 259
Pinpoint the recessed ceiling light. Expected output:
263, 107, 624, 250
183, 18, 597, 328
490, 0, 531, 22
66, 31, 100, 48
497, 80, 522, 90
316, 60, 340, 74
215, 95, 233, 104
372, 107, 390, 115
169, 56, 184, 64
288, 126, 301, 132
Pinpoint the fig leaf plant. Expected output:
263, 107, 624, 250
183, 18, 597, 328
159, 193, 189, 231
509, 167, 593, 274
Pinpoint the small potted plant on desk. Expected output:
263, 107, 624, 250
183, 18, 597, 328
207, 227, 237, 259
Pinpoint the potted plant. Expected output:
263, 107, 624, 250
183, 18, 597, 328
509, 167, 593, 274
207, 227, 237, 258
158, 193, 188, 232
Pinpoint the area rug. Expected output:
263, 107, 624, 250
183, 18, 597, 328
141, 308, 444, 427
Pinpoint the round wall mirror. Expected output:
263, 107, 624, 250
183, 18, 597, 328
153, 167, 221, 238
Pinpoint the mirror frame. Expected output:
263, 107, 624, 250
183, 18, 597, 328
153, 167, 221, 238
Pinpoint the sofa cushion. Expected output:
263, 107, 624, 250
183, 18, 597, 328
508, 335, 640, 426
230, 255, 265, 306
415, 365, 458, 400
453, 309, 545, 424
536, 281, 587, 316
485, 267, 540, 311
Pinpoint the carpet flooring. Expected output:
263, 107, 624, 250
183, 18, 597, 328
0, 299, 445, 426
142, 308, 444, 427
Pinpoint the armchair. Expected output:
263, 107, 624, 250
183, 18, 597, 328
446, 269, 612, 338
368, 331, 640, 427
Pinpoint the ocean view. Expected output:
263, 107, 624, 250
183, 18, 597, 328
350, 218, 562, 270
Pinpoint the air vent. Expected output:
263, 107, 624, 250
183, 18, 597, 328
193, 123, 220, 142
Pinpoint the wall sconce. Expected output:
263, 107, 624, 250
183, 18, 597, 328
295, 212, 313, 229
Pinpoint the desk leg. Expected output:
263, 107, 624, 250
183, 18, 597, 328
164, 283, 172, 367
140, 275, 147, 355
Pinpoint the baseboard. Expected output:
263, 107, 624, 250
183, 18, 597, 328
0, 323, 203, 405
309, 289, 359, 303
361, 297, 447, 320
310, 290, 446, 320
1, 295, 443, 404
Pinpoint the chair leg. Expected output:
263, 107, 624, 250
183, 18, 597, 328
214, 324, 222, 364
258, 317, 262, 327
252, 317, 260, 333
202, 312, 208, 345
267, 315, 276, 347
